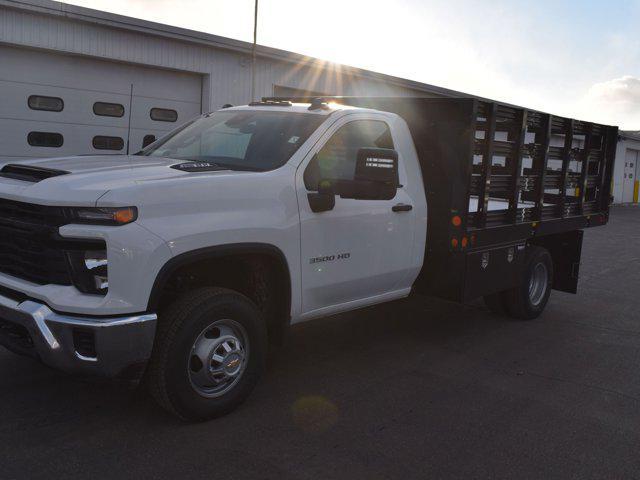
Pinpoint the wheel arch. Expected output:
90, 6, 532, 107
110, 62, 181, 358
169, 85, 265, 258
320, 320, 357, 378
147, 243, 292, 342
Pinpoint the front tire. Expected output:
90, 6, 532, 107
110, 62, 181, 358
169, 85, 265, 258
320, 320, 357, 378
146, 287, 267, 421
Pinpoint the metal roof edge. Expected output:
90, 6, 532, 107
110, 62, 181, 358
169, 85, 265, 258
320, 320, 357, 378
619, 131, 640, 142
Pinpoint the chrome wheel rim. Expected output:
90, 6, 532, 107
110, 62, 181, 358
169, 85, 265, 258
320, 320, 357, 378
528, 262, 548, 307
187, 319, 249, 398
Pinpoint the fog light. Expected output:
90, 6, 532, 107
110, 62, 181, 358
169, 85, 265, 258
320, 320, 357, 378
66, 249, 109, 295
85, 251, 109, 290
84, 252, 108, 270
73, 328, 97, 360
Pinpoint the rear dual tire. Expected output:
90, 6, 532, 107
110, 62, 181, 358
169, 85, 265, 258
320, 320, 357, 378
483, 246, 553, 320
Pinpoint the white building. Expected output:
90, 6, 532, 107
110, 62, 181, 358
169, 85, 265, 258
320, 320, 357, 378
614, 131, 640, 204
0, 0, 635, 204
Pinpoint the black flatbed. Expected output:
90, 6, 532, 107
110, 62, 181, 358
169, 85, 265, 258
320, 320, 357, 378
266, 96, 618, 302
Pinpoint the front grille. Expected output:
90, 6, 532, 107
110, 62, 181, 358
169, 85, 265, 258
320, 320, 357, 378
0, 284, 29, 302
0, 198, 102, 286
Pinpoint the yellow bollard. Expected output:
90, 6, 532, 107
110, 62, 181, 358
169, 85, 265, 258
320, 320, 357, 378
634, 180, 639, 203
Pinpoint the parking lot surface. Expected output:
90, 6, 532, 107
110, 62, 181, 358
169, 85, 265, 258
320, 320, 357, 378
1, 206, 639, 480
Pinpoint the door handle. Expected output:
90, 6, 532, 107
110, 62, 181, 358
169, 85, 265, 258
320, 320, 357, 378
392, 203, 413, 212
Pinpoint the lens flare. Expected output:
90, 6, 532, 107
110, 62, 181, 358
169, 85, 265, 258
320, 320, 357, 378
292, 395, 338, 433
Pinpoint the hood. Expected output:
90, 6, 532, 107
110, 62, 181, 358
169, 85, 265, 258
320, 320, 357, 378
14, 154, 181, 175
0, 155, 239, 206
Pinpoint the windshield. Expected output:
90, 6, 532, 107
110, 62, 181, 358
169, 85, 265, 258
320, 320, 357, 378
142, 110, 326, 171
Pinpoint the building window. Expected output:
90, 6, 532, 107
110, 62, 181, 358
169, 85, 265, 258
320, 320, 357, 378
150, 108, 178, 122
27, 132, 64, 148
92, 136, 124, 151
28, 95, 64, 112
142, 135, 156, 148
93, 102, 125, 118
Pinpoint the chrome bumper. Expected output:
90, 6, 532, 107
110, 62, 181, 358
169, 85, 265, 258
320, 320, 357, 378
0, 293, 157, 378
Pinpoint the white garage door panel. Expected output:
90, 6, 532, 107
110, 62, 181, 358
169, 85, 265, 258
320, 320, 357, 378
1, 48, 135, 94
126, 92, 200, 152
128, 68, 202, 102
0, 119, 129, 160
130, 95, 200, 128
0, 80, 131, 127
1, 47, 202, 97
0, 46, 202, 161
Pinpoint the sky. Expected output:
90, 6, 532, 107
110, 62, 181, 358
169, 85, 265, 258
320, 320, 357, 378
63, 0, 640, 129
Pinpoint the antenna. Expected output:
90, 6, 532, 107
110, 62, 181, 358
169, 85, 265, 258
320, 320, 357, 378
250, 0, 259, 102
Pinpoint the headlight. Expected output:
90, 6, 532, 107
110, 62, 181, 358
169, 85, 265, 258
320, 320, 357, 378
65, 207, 137, 226
66, 249, 108, 295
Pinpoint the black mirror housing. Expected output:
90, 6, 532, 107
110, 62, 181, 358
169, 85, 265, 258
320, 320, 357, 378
307, 180, 335, 213
305, 148, 400, 210
355, 148, 399, 186
331, 148, 399, 200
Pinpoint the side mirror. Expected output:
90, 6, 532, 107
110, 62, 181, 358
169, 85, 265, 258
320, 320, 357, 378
307, 180, 335, 213
354, 148, 399, 186
336, 148, 399, 200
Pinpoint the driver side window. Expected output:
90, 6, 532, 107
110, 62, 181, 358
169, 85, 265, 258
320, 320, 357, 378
304, 119, 394, 190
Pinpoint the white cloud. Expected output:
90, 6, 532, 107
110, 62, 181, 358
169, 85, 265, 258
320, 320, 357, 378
579, 76, 640, 129
588, 76, 640, 106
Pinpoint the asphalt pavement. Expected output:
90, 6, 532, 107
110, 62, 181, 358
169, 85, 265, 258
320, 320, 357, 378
1, 206, 640, 479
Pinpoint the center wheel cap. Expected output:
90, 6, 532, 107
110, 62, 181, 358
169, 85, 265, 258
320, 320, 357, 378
221, 353, 242, 375
206, 335, 244, 380
188, 319, 250, 398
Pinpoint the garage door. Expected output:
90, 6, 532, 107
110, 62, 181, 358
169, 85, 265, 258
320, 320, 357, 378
0, 46, 202, 163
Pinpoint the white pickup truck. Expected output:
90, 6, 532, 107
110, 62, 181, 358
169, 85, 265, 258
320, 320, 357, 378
0, 97, 617, 420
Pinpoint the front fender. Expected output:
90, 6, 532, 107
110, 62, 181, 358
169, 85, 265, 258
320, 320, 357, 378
147, 242, 292, 317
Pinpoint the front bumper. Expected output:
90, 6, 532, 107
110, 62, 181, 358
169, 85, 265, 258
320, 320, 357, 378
0, 292, 157, 378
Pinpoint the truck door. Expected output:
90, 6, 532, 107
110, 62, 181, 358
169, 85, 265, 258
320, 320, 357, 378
296, 114, 418, 317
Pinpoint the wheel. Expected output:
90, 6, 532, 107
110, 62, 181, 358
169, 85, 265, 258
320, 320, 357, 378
483, 291, 507, 315
504, 246, 554, 320
146, 287, 267, 421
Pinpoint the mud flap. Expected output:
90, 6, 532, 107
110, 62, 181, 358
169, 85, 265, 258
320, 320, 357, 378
532, 230, 584, 294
